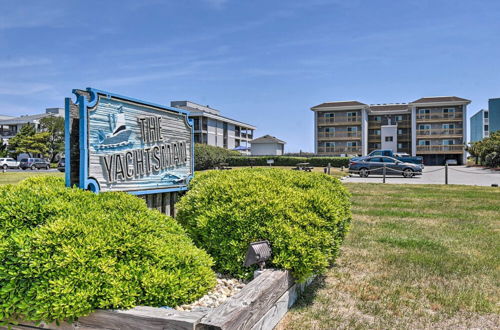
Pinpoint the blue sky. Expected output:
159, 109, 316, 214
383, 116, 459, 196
1, 0, 499, 151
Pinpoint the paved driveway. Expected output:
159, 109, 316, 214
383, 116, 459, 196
342, 166, 500, 186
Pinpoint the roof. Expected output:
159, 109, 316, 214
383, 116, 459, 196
311, 101, 367, 109
0, 113, 53, 125
411, 96, 470, 104
369, 104, 410, 112
171, 100, 256, 129
251, 134, 286, 144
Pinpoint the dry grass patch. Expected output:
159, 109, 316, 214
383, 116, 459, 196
279, 183, 500, 329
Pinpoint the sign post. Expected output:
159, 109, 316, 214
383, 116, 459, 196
65, 88, 194, 213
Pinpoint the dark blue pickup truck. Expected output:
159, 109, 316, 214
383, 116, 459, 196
352, 149, 424, 167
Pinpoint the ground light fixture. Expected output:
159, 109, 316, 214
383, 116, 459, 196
244, 240, 272, 278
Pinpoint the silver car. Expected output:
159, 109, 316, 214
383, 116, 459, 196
349, 156, 423, 178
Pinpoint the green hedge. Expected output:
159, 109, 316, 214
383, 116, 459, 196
0, 177, 215, 324
226, 156, 349, 168
176, 169, 352, 282
195, 143, 241, 170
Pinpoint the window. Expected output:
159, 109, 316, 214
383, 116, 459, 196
373, 116, 382, 121
324, 127, 335, 133
442, 140, 454, 145
347, 112, 358, 117
395, 115, 403, 122
324, 113, 335, 118
381, 157, 396, 163
347, 141, 358, 147
419, 140, 430, 146
418, 109, 430, 114
442, 124, 455, 129
369, 157, 383, 162
375, 129, 381, 135
443, 108, 455, 113
385, 136, 393, 142
484, 125, 489, 131
347, 126, 358, 132
325, 142, 335, 147
397, 129, 403, 135
484, 111, 489, 118
419, 124, 431, 130
397, 143, 403, 149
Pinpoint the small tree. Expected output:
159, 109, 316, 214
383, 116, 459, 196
0, 142, 8, 157
8, 124, 50, 158
39, 116, 65, 162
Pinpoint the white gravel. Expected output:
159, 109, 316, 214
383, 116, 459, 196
175, 274, 247, 312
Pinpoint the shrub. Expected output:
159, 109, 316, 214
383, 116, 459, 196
194, 143, 241, 170
0, 177, 216, 324
176, 169, 351, 281
226, 156, 349, 168
467, 130, 500, 167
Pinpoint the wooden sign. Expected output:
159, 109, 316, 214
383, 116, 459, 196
65, 88, 194, 195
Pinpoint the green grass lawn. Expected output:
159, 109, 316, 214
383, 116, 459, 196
0, 171, 64, 186
280, 183, 500, 329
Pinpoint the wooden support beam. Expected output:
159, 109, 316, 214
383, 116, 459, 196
198, 269, 294, 330
77, 306, 205, 330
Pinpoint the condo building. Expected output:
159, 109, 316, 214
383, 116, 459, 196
470, 109, 489, 142
170, 101, 256, 153
311, 96, 470, 165
0, 108, 64, 145
470, 98, 500, 143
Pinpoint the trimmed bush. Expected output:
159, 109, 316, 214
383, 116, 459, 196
226, 156, 349, 168
176, 169, 351, 282
194, 143, 241, 170
0, 177, 216, 323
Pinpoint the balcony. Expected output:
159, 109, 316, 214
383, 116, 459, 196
416, 145, 464, 154
416, 128, 463, 138
317, 117, 361, 126
416, 112, 463, 122
317, 146, 361, 155
368, 120, 411, 128
0, 130, 16, 137
318, 131, 361, 140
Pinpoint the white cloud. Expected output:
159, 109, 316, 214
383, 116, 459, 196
0, 58, 52, 69
0, 83, 53, 96
0, 2, 65, 30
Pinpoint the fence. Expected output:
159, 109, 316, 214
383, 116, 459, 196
348, 164, 497, 185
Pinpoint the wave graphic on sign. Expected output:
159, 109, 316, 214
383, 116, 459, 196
95, 106, 133, 149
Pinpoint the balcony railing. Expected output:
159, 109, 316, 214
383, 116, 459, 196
416, 112, 463, 121
416, 128, 463, 137
317, 146, 361, 154
416, 145, 464, 153
0, 131, 16, 137
317, 117, 361, 125
318, 131, 361, 139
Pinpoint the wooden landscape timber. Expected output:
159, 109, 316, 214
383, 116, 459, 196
3, 269, 313, 330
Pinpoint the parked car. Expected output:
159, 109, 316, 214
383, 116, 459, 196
0, 158, 19, 169
57, 157, 65, 172
19, 158, 51, 170
352, 149, 424, 167
349, 156, 423, 178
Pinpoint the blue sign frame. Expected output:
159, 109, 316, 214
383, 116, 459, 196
65, 87, 194, 195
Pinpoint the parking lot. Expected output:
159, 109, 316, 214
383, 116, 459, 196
343, 166, 500, 186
